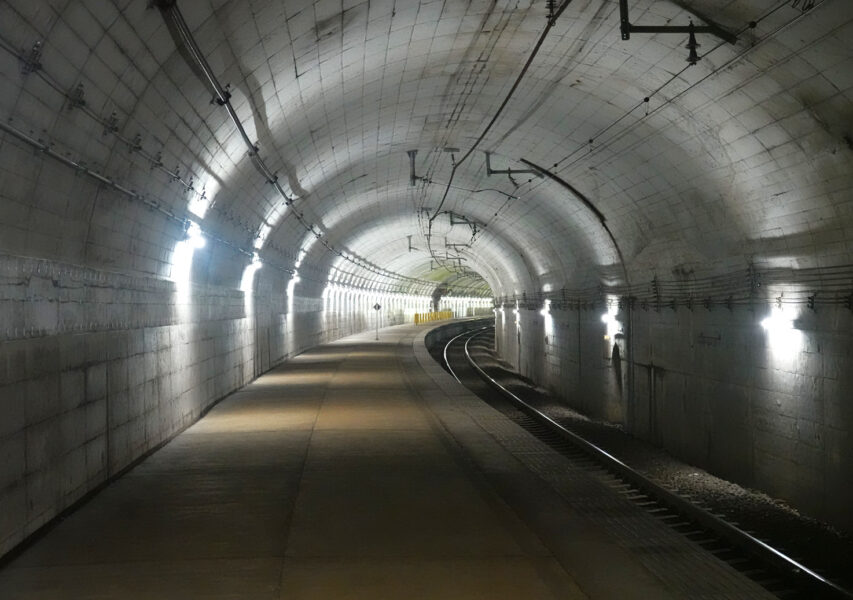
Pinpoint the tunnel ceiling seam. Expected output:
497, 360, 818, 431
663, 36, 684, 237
424, 0, 576, 274
0, 32, 209, 216
152, 1, 476, 295
3, 0, 847, 301
0, 112, 416, 294
0, 3, 476, 296
548, 0, 829, 178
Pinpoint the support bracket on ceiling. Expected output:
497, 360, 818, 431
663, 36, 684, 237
407, 235, 420, 252
446, 242, 470, 251
448, 211, 485, 236
407, 150, 421, 186
619, 0, 737, 44
485, 152, 543, 179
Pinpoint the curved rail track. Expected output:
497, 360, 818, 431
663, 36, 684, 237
440, 325, 853, 600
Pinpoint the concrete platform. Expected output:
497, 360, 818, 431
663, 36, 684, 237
0, 323, 774, 599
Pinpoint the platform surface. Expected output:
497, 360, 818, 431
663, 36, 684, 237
0, 323, 773, 599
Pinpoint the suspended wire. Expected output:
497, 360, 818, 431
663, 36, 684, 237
416, 5, 519, 205
422, 0, 576, 277
0, 11, 479, 296
456, 0, 825, 290
160, 2, 473, 293
427, 0, 575, 223
547, 0, 823, 178
494, 261, 853, 311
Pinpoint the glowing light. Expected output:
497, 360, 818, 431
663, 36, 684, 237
761, 308, 793, 333
171, 221, 206, 287
601, 306, 620, 339
240, 253, 263, 315
287, 272, 301, 315
541, 299, 552, 334
254, 223, 272, 249
296, 231, 319, 266
294, 249, 307, 269
240, 252, 262, 291
186, 221, 205, 248
761, 307, 802, 361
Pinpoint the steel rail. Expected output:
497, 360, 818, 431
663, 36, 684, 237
442, 325, 491, 383
456, 327, 853, 600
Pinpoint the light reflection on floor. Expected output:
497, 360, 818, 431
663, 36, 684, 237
248, 372, 333, 386
189, 334, 408, 433
189, 404, 321, 433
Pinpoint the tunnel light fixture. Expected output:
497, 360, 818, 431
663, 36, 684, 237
761, 307, 801, 359
240, 252, 263, 313
171, 221, 207, 289
254, 223, 271, 249
295, 249, 306, 269
761, 307, 795, 335
286, 272, 301, 312
601, 309, 620, 340
541, 299, 553, 334
240, 252, 262, 287
185, 221, 205, 249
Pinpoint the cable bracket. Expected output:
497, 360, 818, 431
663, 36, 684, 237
619, 0, 737, 44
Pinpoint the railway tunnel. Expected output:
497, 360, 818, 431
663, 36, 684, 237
1, 0, 852, 597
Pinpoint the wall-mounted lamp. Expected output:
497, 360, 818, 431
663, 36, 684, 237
185, 221, 206, 248
761, 308, 794, 333
761, 306, 802, 360
601, 310, 620, 339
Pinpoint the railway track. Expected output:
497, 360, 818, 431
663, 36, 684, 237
439, 325, 853, 600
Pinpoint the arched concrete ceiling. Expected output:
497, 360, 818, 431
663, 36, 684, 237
1, 0, 851, 298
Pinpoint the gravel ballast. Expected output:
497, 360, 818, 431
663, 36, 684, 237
466, 337, 853, 590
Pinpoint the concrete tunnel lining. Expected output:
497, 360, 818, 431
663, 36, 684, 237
0, 0, 852, 566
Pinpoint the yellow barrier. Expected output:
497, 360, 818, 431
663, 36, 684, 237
413, 310, 453, 325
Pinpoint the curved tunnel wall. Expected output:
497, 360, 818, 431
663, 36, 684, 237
0, 0, 488, 556
496, 291, 853, 532
0, 0, 852, 556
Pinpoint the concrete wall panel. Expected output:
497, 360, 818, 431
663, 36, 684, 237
0, 251, 397, 558
497, 303, 853, 532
